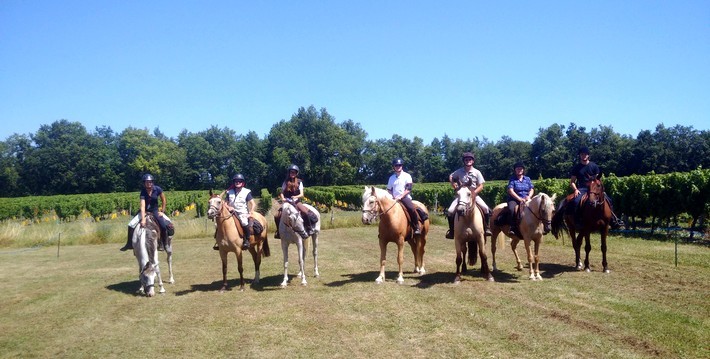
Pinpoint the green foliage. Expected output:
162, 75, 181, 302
257, 188, 272, 215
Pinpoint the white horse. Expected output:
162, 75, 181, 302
132, 215, 168, 296
278, 202, 320, 287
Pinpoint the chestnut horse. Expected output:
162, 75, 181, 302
490, 193, 557, 280
207, 191, 270, 292
551, 179, 612, 273
452, 185, 493, 283
361, 186, 428, 284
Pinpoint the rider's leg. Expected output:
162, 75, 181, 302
273, 208, 282, 239
120, 214, 140, 251
605, 193, 624, 229
476, 196, 492, 236
507, 200, 519, 237
241, 215, 252, 249
401, 197, 421, 234
446, 200, 456, 239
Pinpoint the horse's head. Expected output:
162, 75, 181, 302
281, 202, 305, 234
587, 179, 605, 208
454, 186, 473, 216
532, 193, 557, 234
361, 186, 380, 225
139, 262, 157, 297
207, 193, 222, 220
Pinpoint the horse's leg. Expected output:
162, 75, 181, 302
408, 238, 420, 274
376, 239, 387, 284
573, 232, 584, 270
298, 238, 307, 286
478, 237, 494, 282
280, 240, 289, 287
220, 250, 229, 292
491, 231, 498, 272
417, 236, 426, 275
533, 238, 542, 280
584, 233, 592, 272
236, 250, 245, 291
511, 237, 523, 271
601, 229, 610, 273
395, 240, 405, 284
166, 249, 174, 284
454, 239, 463, 284
311, 233, 320, 278
252, 240, 261, 284
523, 238, 535, 280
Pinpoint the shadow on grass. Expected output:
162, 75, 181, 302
106, 281, 140, 295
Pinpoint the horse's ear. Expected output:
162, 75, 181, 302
209, 189, 214, 196
370, 186, 377, 196
551, 193, 557, 202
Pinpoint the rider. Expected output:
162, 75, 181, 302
214, 174, 254, 251
567, 146, 623, 229
120, 173, 174, 251
274, 164, 315, 239
387, 158, 421, 235
446, 151, 492, 239
506, 162, 534, 237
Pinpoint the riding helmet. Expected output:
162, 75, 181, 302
232, 173, 245, 182
513, 162, 525, 170
461, 152, 475, 161
288, 164, 300, 173
392, 158, 404, 166
142, 173, 154, 182
577, 146, 590, 155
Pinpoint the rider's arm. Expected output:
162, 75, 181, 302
570, 175, 579, 196
159, 192, 167, 214
140, 198, 147, 226
247, 199, 256, 216
473, 182, 484, 196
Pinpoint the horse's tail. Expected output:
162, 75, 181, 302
262, 236, 271, 258
467, 240, 478, 266
551, 204, 567, 240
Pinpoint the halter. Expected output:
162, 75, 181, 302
208, 197, 231, 220
586, 180, 606, 208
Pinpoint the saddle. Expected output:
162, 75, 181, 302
229, 213, 264, 237
399, 203, 429, 224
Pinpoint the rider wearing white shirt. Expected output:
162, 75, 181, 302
387, 158, 421, 235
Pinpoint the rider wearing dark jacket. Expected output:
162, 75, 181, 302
567, 147, 623, 229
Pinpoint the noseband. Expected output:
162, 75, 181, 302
526, 195, 552, 227
362, 195, 398, 219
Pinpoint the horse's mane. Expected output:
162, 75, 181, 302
363, 186, 391, 203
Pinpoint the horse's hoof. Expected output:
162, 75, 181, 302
280, 283, 288, 288
604, 269, 611, 274
239, 287, 245, 292
419, 268, 426, 275
396, 279, 404, 285
454, 277, 461, 284
169, 279, 175, 284
301, 281, 307, 286
487, 277, 495, 282
585, 268, 591, 273
375, 277, 384, 284
529, 275, 536, 280
159, 287, 166, 294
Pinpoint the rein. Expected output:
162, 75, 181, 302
525, 195, 551, 226
362, 196, 399, 219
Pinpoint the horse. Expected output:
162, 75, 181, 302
451, 185, 493, 283
361, 186, 429, 284
277, 202, 320, 287
207, 191, 270, 292
551, 178, 612, 273
490, 193, 557, 280
131, 214, 168, 297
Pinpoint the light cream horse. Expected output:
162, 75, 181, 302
207, 191, 270, 292
132, 214, 166, 297
361, 186, 429, 284
278, 202, 320, 287
452, 185, 493, 283
490, 193, 557, 280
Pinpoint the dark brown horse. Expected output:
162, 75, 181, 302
551, 179, 612, 273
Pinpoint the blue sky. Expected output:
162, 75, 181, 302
1, 1, 708, 144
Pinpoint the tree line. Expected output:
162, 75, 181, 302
1, 105, 708, 197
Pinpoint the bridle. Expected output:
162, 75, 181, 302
586, 180, 606, 208
361, 195, 399, 220
525, 194, 552, 227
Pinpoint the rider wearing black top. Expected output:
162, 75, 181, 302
567, 147, 623, 229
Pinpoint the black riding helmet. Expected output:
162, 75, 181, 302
392, 158, 404, 166
232, 173, 245, 182
513, 162, 525, 170
288, 164, 300, 173
142, 173, 154, 182
461, 152, 475, 162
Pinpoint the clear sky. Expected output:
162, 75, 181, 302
1, 1, 708, 144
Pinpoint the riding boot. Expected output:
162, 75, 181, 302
610, 212, 624, 230
412, 221, 421, 235
242, 218, 252, 250
507, 214, 518, 237
446, 214, 454, 239
273, 212, 281, 239
484, 213, 492, 236
303, 214, 314, 237
120, 226, 134, 251
158, 229, 165, 251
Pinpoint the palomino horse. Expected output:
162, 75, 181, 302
132, 214, 168, 297
452, 185, 493, 283
361, 186, 429, 284
490, 193, 557, 280
551, 179, 612, 273
207, 191, 270, 292
278, 202, 320, 287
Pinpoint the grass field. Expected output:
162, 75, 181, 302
0, 210, 708, 358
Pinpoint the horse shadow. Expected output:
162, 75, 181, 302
540, 262, 578, 278
172, 274, 289, 295
325, 271, 385, 287
106, 281, 141, 295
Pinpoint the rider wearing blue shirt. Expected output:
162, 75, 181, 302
506, 162, 534, 237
